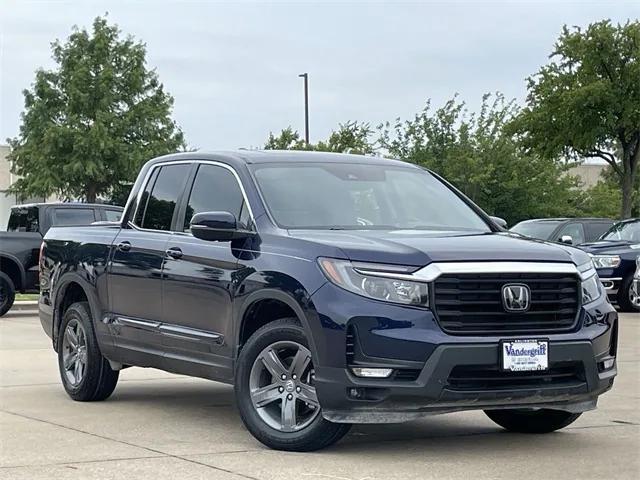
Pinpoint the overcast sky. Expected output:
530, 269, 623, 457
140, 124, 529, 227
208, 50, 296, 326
1, 0, 638, 150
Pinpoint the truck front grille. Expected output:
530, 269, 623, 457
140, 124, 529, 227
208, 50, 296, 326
433, 272, 580, 335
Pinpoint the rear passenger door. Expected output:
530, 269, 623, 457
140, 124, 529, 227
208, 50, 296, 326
161, 162, 252, 373
108, 163, 191, 358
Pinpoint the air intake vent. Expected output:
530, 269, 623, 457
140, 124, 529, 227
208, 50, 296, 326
345, 325, 356, 364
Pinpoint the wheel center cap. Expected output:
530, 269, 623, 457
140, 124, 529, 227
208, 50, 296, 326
284, 380, 295, 393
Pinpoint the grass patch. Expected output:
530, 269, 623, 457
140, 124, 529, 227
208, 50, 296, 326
15, 294, 39, 301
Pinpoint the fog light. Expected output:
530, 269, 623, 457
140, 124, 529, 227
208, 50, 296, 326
351, 367, 393, 378
602, 358, 615, 370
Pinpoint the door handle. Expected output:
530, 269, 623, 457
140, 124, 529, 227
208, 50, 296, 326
166, 247, 183, 259
117, 241, 131, 252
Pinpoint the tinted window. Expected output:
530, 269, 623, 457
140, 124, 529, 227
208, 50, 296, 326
104, 209, 122, 222
52, 208, 97, 226
183, 164, 249, 231
584, 222, 614, 242
510, 221, 561, 240
7, 207, 39, 232
252, 163, 489, 231
138, 164, 190, 231
557, 223, 585, 244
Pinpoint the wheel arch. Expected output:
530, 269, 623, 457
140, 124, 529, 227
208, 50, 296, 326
0, 253, 26, 292
52, 273, 101, 348
235, 287, 320, 363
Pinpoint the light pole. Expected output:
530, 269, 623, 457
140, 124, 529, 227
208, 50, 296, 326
298, 73, 309, 145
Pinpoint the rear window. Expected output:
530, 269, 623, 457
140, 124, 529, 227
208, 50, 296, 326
7, 207, 39, 232
52, 208, 97, 226
104, 209, 122, 222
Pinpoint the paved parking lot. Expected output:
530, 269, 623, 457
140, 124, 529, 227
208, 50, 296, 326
1, 311, 638, 480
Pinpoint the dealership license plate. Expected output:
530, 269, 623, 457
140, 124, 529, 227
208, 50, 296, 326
501, 339, 548, 372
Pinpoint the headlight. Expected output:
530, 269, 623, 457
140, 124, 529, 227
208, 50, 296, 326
581, 272, 602, 304
318, 258, 429, 306
590, 254, 621, 269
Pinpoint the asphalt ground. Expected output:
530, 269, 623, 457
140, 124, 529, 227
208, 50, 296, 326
1, 311, 638, 479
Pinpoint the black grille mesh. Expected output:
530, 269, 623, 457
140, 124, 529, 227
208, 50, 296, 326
433, 272, 580, 335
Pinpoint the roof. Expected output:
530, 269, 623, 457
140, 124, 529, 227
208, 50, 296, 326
516, 217, 615, 223
11, 203, 123, 209
148, 150, 417, 169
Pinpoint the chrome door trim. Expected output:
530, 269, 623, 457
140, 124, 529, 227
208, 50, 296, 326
111, 316, 224, 344
129, 159, 255, 234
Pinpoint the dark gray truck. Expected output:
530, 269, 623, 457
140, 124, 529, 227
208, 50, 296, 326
0, 203, 123, 316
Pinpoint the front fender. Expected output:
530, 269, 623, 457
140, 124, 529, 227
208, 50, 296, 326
233, 269, 326, 363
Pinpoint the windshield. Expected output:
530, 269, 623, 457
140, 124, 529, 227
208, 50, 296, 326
251, 163, 490, 231
510, 221, 561, 240
601, 221, 640, 242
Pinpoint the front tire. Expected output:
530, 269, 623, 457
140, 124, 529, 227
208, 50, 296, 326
235, 318, 351, 451
0, 272, 16, 317
57, 302, 119, 401
617, 274, 640, 312
485, 408, 581, 433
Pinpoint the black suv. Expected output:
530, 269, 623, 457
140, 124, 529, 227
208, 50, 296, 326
39, 151, 617, 451
510, 218, 615, 245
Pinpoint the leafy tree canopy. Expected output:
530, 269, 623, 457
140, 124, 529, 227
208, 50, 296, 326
509, 20, 640, 218
378, 94, 583, 225
7, 15, 185, 203
265, 121, 375, 154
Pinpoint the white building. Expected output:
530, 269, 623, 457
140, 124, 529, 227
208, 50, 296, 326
0, 144, 50, 230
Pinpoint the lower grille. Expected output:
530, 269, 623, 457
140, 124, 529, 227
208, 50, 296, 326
447, 362, 585, 391
434, 272, 580, 334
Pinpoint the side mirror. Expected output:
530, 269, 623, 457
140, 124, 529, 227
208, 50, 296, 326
559, 235, 573, 245
190, 211, 253, 242
490, 216, 508, 229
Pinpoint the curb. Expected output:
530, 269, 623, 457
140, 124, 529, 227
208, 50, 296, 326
11, 301, 39, 312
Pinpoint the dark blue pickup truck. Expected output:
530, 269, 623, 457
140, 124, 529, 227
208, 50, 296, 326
38, 151, 617, 451
578, 218, 640, 312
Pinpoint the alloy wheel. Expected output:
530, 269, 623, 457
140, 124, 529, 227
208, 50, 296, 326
61, 318, 88, 386
249, 340, 320, 432
630, 279, 640, 309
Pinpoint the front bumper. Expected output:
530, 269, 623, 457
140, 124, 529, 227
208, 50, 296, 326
316, 339, 616, 423
310, 283, 618, 424
599, 276, 622, 296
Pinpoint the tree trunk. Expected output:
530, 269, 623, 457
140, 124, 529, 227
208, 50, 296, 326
621, 174, 633, 219
619, 143, 638, 219
85, 184, 97, 203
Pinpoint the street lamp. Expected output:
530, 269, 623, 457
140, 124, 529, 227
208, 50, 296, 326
298, 73, 309, 145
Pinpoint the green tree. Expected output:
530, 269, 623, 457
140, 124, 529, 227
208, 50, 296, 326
379, 94, 582, 225
579, 179, 622, 219
7, 16, 185, 203
510, 20, 640, 218
265, 121, 375, 154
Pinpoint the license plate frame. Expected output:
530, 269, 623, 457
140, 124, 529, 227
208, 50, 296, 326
501, 339, 549, 372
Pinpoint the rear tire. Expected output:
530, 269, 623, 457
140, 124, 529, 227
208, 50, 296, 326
485, 408, 581, 433
0, 272, 16, 317
235, 318, 351, 451
617, 274, 640, 312
57, 301, 119, 401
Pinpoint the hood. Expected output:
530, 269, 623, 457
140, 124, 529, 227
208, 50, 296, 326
288, 229, 587, 266
578, 240, 639, 255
